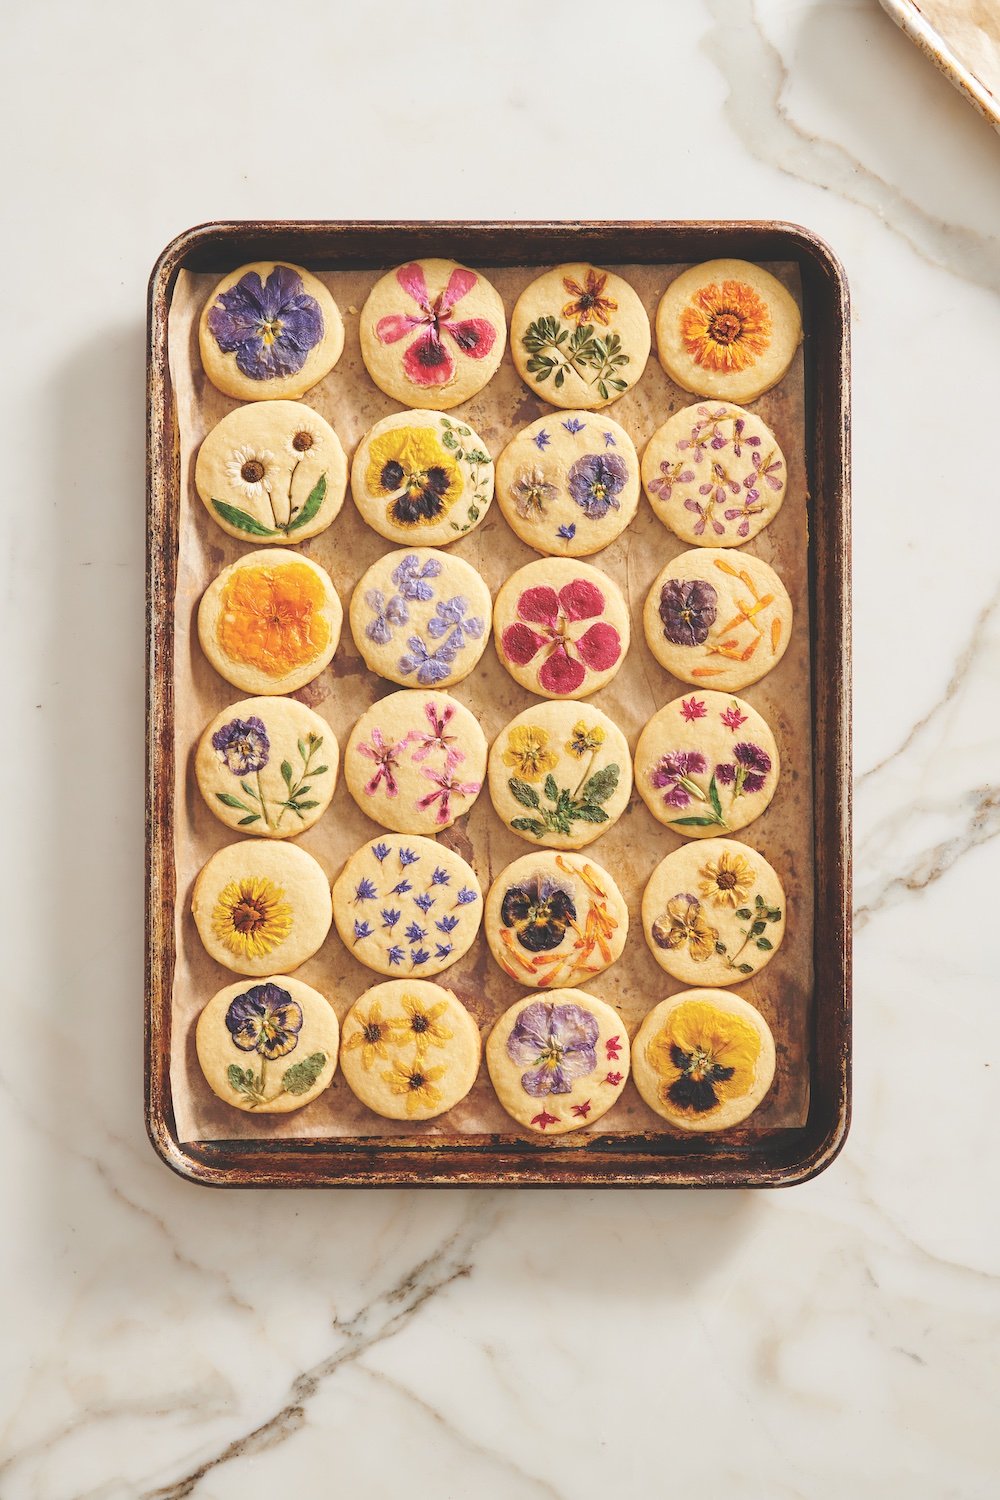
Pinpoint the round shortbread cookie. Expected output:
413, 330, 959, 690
195, 696, 338, 838
634, 692, 780, 838
493, 558, 629, 699
359, 259, 506, 410
339, 979, 480, 1121
198, 549, 342, 696
332, 834, 482, 978
191, 839, 332, 977
350, 548, 491, 689
632, 988, 776, 1131
344, 690, 486, 835
486, 988, 630, 1135
641, 837, 786, 986
199, 262, 344, 402
350, 409, 494, 546
495, 412, 639, 557
643, 548, 792, 691
641, 402, 787, 547
196, 975, 339, 1115
511, 263, 650, 410
655, 259, 802, 403
195, 401, 347, 545
484, 851, 628, 989
488, 701, 632, 850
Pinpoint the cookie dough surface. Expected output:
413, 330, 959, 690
351, 548, 491, 689
196, 696, 338, 838
191, 839, 332, 977
493, 558, 629, 699
351, 409, 494, 546
339, 979, 481, 1120
196, 975, 339, 1115
484, 851, 628, 989
511, 263, 650, 409
344, 690, 486, 835
632, 988, 776, 1131
199, 262, 344, 401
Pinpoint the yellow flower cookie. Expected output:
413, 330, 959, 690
199, 262, 344, 402
350, 410, 494, 546
339, 979, 481, 1121
493, 558, 629, 699
486, 988, 630, 1136
511, 264, 650, 410
191, 839, 332, 977
350, 548, 491, 689
344, 690, 485, 836
484, 851, 628, 990
196, 975, 339, 1115
632, 989, 776, 1131
655, 260, 802, 403
195, 696, 338, 838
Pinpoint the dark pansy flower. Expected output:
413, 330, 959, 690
207, 266, 324, 381
501, 876, 577, 953
567, 453, 629, 520
389, 465, 455, 526
658, 577, 718, 647
506, 1000, 599, 1095
212, 716, 270, 776
225, 982, 303, 1060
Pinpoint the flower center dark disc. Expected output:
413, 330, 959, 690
232, 897, 267, 934
292, 431, 314, 452
241, 460, 266, 483
411, 1015, 429, 1033
363, 1023, 382, 1043
708, 311, 742, 346
409, 1073, 425, 1090
717, 871, 737, 889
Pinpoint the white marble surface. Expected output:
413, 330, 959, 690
3, 0, 1000, 1495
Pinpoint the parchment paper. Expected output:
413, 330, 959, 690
165, 261, 813, 1146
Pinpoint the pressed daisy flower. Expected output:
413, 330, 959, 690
647, 999, 761, 1115
699, 849, 755, 908
225, 445, 276, 502
211, 875, 294, 961
565, 721, 605, 758
561, 268, 618, 327
218, 562, 331, 676
503, 725, 559, 782
343, 1001, 391, 1070
388, 994, 454, 1052
382, 1059, 447, 1115
651, 894, 718, 963
365, 425, 460, 528
681, 279, 772, 374
289, 423, 320, 457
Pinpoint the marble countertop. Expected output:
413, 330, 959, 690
4, 1, 998, 1495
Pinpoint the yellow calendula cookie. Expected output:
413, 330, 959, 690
641, 837, 786, 986
486, 988, 630, 1135
196, 975, 339, 1115
634, 692, 780, 839
641, 403, 787, 546
511, 263, 650, 410
488, 701, 632, 850
643, 548, 792, 691
632, 989, 776, 1131
198, 549, 342, 696
339, 979, 481, 1121
655, 260, 802, 403
191, 839, 332, 977
493, 558, 629, 699
359, 259, 506, 410
350, 548, 491, 689
495, 412, 639, 557
195, 697, 338, 838
332, 834, 482, 978
350, 410, 494, 546
195, 401, 347, 545
484, 851, 628, 989
199, 262, 344, 402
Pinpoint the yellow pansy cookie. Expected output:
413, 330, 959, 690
632, 989, 776, 1131
351, 410, 494, 546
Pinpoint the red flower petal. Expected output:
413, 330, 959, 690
396, 262, 431, 310
516, 586, 560, 626
402, 326, 455, 387
376, 312, 425, 345
538, 645, 586, 694
442, 317, 496, 359
558, 578, 605, 621
501, 622, 545, 665
575, 622, 622, 672
440, 267, 477, 314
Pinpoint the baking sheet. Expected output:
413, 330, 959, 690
166, 261, 813, 1145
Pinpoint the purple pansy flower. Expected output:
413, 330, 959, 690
207, 266, 324, 381
212, 716, 270, 776
225, 982, 303, 1060
650, 749, 709, 809
507, 1000, 599, 1096
659, 578, 718, 646
716, 742, 772, 796
567, 453, 628, 520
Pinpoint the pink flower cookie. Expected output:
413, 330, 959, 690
344, 690, 486, 836
493, 559, 629, 700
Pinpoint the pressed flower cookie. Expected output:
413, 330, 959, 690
339, 979, 480, 1121
511, 263, 650, 410
191, 839, 332, 977
493, 558, 629, 699
655, 260, 802, 403
486, 989, 630, 1135
484, 851, 628, 989
488, 701, 632, 851
350, 548, 491, 689
642, 837, 786, 986
198, 548, 342, 696
195, 696, 338, 839
643, 548, 792, 691
634, 692, 780, 838
344, 690, 486, 835
199, 262, 344, 402
632, 989, 776, 1131
641, 403, 787, 547
196, 975, 339, 1115
495, 412, 640, 557
195, 401, 347, 544
359, 259, 506, 410
350, 410, 494, 546
332, 834, 482, 978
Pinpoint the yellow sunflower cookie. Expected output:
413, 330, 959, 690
643, 548, 792, 691
486, 988, 630, 1135
196, 975, 339, 1115
484, 851, 627, 989
199, 262, 344, 402
655, 260, 802, 403
195, 401, 347, 544
488, 701, 632, 850
359, 259, 506, 409
345, 690, 485, 836
195, 697, 338, 839
632, 989, 776, 1131
493, 558, 629, 699
641, 837, 786, 986
198, 548, 342, 696
511, 263, 650, 410
350, 410, 494, 546
339, 980, 481, 1121
350, 548, 491, 689
191, 839, 332, 977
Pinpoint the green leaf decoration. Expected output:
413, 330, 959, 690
715, 941, 727, 955
240, 780, 258, 799
294, 800, 320, 810
211, 501, 278, 538
297, 737, 308, 761
670, 815, 721, 827
766, 908, 783, 922
310, 765, 329, 777
543, 774, 559, 804
227, 1064, 261, 1099
737, 963, 754, 975
216, 792, 251, 810
281, 761, 293, 788
756, 937, 773, 951
581, 764, 620, 804
237, 814, 261, 826
511, 817, 546, 837
465, 448, 490, 464
442, 431, 459, 449
708, 774, 723, 819
509, 778, 541, 809
572, 804, 609, 824
282, 1052, 328, 1095
755, 894, 765, 907
286, 474, 327, 532
734, 907, 752, 920
750, 919, 767, 937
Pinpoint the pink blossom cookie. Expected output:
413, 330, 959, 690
344, 690, 486, 836
493, 558, 629, 699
